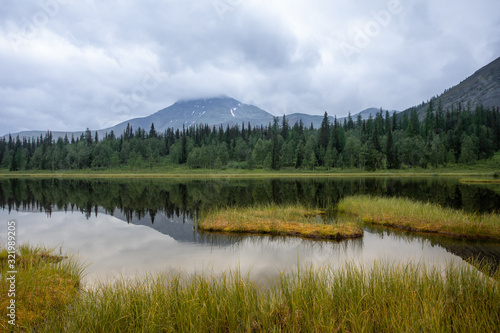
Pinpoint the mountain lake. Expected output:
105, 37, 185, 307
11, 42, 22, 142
1, 177, 499, 286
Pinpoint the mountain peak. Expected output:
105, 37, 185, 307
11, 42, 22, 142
113, 96, 273, 133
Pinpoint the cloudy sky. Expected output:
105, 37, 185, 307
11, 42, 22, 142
1, 0, 499, 135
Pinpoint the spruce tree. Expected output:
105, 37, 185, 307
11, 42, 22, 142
271, 132, 280, 170
386, 123, 397, 169
281, 114, 289, 140
295, 140, 304, 169
347, 112, 354, 130
149, 123, 157, 138
180, 126, 187, 164
319, 112, 330, 149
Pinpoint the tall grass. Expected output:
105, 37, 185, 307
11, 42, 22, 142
42, 262, 500, 332
2, 244, 499, 332
199, 204, 363, 240
337, 195, 500, 239
0, 244, 84, 331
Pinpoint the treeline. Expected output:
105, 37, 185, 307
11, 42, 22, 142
1, 101, 500, 171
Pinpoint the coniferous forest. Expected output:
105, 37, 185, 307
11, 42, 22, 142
2, 102, 500, 172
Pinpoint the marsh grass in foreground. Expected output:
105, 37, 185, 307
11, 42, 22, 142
337, 195, 500, 239
43, 262, 500, 333
2, 245, 499, 332
198, 205, 363, 240
0, 245, 84, 331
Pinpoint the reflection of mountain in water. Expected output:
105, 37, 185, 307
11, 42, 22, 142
11, 205, 241, 247
102, 207, 199, 243
103, 208, 240, 246
107, 208, 246, 247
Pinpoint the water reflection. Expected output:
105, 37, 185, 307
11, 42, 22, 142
3, 209, 467, 285
2, 178, 500, 220
1, 177, 500, 283
365, 225, 500, 272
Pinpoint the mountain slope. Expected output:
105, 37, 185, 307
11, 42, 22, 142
407, 56, 500, 119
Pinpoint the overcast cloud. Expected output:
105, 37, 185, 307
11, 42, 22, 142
1, 0, 499, 135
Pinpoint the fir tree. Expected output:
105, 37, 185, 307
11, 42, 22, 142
271, 132, 280, 170
319, 112, 330, 149
149, 123, 157, 138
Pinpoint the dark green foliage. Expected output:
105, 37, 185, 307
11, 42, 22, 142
281, 114, 289, 140
386, 123, 397, 169
1, 104, 499, 172
271, 132, 280, 170
319, 112, 330, 149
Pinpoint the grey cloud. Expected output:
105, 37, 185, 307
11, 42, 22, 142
1, 0, 500, 135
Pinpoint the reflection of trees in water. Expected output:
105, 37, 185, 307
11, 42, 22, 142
365, 225, 500, 273
197, 232, 364, 258
2, 177, 500, 219
1, 178, 499, 264
197, 232, 246, 248
427, 235, 500, 274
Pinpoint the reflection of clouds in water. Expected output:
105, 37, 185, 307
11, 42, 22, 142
5, 210, 180, 282
360, 229, 463, 269
2, 210, 465, 287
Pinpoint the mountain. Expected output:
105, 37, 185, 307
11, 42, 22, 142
110, 98, 396, 134
405, 56, 500, 119
101, 98, 395, 134
106, 96, 275, 134
3, 96, 392, 140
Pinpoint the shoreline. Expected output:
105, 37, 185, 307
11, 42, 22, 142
0, 169, 495, 179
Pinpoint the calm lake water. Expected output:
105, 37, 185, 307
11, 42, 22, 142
1, 177, 499, 284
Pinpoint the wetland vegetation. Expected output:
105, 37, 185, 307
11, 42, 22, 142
338, 195, 500, 239
199, 205, 363, 240
0, 245, 83, 330
1, 245, 499, 332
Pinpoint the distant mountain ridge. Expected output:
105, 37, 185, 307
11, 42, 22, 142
3, 97, 394, 140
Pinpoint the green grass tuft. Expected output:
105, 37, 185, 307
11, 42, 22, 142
337, 195, 500, 239
0, 244, 84, 331
199, 204, 363, 240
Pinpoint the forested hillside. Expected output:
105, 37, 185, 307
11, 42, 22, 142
1, 103, 499, 171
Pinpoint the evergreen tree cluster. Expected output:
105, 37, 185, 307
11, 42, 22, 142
1, 103, 499, 171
